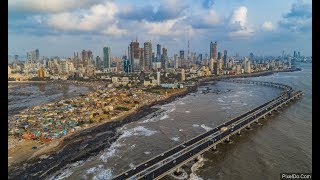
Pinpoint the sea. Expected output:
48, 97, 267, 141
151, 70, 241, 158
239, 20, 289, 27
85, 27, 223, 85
8, 63, 312, 180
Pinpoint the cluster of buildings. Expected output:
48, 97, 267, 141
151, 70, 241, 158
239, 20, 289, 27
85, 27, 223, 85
8, 41, 303, 82
8, 86, 168, 141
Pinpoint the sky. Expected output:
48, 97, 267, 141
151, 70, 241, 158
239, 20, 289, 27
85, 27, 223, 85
8, 0, 312, 58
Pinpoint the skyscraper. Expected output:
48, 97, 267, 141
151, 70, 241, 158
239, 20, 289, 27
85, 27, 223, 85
129, 40, 140, 71
179, 50, 184, 60
82, 50, 87, 65
123, 55, 130, 73
218, 52, 221, 60
223, 50, 227, 68
161, 47, 168, 69
210, 41, 217, 60
144, 41, 152, 71
152, 52, 155, 62
87, 50, 93, 65
35, 49, 39, 61
174, 54, 179, 69
27, 50, 36, 63
96, 56, 101, 69
103, 47, 111, 68
198, 54, 202, 62
139, 48, 144, 70
244, 57, 251, 73
157, 44, 161, 61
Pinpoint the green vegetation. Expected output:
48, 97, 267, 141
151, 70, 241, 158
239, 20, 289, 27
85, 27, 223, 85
115, 106, 130, 111
29, 77, 45, 81
8, 77, 15, 81
143, 85, 165, 94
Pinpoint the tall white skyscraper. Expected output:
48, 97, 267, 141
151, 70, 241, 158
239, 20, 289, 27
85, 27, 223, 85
174, 54, 179, 69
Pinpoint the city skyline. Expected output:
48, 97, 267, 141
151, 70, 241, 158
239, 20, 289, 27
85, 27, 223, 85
9, 0, 312, 57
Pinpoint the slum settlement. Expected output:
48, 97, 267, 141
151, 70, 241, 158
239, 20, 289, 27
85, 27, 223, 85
8, 87, 186, 143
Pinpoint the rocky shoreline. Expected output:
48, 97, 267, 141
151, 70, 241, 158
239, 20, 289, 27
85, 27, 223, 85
8, 68, 299, 179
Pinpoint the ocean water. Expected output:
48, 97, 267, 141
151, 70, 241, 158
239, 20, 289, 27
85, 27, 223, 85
8, 82, 91, 119
191, 63, 312, 180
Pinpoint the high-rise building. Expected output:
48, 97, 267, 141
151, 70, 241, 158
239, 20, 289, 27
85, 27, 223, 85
103, 47, 111, 68
123, 55, 130, 73
180, 50, 185, 67
210, 41, 217, 60
218, 52, 222, 60
35, 49, 39, 61
144, 41, 152, 71
87, 50, 93, 65
152, 52, 155, 62
82, 50, 87, 65
198, 54, 202, 62
139, 48, 144, 70
179, 50, 184, 60
174, 54, 179, 69
244, 57, 251, 73
96, 56, 101, 69
157, 44, 161, 61
223, 50, 227, 68
27, 50, 36, 63
129, 40, 140, 71
161, 47, 168, 69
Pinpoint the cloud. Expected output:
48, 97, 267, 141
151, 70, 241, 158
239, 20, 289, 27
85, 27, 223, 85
118, 0, 188, 22
191, 8, 221, 29
142, 16, 190, 36
261, 21, 274, 31
279, 0, 312, 33
8, 0, 100, 13
229, 28, 254, 38
228, 6, 254, 38
102, 24, 127, 36
283, 0, 312, 19
118, 5, 155, 21
229, 6, 247, 27
153, 0, 188, 21
202, 9, 220, 26
47, 1, 126, 35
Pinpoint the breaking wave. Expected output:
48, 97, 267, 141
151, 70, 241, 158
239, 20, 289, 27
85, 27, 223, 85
200, 124, 213, 131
